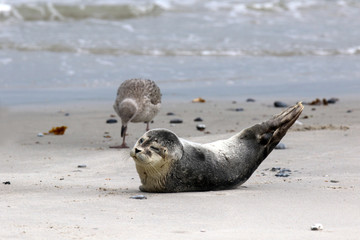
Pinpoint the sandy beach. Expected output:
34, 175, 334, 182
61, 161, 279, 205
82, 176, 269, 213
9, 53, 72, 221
1, 97, 359, 239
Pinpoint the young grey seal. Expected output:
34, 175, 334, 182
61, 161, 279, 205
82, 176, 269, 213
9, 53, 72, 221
130, 102, 304, 192
111, 79, 161, 148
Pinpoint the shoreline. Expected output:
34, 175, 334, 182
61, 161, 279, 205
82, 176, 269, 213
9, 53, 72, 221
1, 83, 360, 110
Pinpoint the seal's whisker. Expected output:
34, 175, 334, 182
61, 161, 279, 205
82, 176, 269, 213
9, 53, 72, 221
149, 162, 164, 178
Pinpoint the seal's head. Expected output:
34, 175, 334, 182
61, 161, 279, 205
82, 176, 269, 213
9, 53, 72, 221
130, 128, 183, 166
130, 129, 184, 192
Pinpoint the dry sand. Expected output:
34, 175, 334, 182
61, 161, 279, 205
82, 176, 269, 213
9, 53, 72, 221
1, 97, 359, 239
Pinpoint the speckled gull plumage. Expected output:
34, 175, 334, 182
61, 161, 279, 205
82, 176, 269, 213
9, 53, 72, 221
111, 78, 161, 148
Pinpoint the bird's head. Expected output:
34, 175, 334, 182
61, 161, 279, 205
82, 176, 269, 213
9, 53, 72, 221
116, 98, 138, 136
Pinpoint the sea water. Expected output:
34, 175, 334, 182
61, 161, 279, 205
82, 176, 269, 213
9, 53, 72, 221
0, 0, 359, 106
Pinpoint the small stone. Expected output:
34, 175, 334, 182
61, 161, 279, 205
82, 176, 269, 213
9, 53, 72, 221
281, 168, 291, 173
196, 124, 206, 131
274, 101, 288, 108
77, 165, 87, 168
106, 119, 117, 124
246, 98, 255, 102
192, 97, 206, 103
130, 195, 147, 200
307, 98, 322, 105
37, 133, 44, 137
64, 113, 70, 116
311, 223, 323, 231
275, 168, 292, 177
346, 110, 352, 113
275, 172, 290, 177
322, 98, 328, 105
235, 108, 244, 112
166, 112, 175, 116
60, 178, 64, 180
330, 180, 339, 183
271, 167, 281, 172
194, 117, 203, 122
295, 120, 303, 125
327, 98, 339, 104
275, 143, 286, 149
170, 119, 183, 124
2, 181, 11, 185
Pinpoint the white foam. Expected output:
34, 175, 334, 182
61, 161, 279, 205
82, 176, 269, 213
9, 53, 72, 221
122, 24, 134, 32
252, 2, 276, 11
314, 49, 331, 56
0, 3, 11, 13
343, 46, 360, 55
47, 2, 64, 20
95, 58, 115, 66
204, 1, 231, 11
154, 0, 172, 10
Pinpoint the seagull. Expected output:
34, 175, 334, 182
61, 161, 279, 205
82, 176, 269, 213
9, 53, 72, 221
110, 78, 161, 148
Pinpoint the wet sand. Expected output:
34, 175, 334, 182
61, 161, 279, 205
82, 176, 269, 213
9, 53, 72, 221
1, 98, 359, 239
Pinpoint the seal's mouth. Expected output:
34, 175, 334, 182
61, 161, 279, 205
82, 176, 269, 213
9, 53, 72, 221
130, 150, 150, 165
130, 148, 136, 158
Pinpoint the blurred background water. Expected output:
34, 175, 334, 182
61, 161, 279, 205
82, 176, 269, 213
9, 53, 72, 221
1, 0, 359, 106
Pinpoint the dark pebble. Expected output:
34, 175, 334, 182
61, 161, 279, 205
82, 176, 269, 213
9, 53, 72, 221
275, 172, 290, 177
327, 98, 339, 104
275, 142, 286, 149
167, 112, 175, 116
274, 101, 288, 108
170, 119, 183, 124
235, 108, 244, 112
194, 117, 203, 122
106, 119, 118, 124
2, 181, 11, 185
64, 113, 70, 116
330, 180, 339, 183
77, 164, 87, 168
346, 110, 352, 113
196, 124, 206, 131
130, 195, 147, 200
246, 98, 255, 102
271, 167, 281, 172
275, 168, 292, 177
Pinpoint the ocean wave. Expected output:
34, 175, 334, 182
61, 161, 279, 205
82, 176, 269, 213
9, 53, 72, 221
2, 42, 360, 57
0, 2, 164, 21
0, 0, 359, 22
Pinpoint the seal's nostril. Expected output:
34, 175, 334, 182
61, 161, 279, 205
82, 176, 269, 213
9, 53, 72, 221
135, 148, 141, 154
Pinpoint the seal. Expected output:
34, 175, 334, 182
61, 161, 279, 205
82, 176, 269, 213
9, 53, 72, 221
130, 102, 303, 193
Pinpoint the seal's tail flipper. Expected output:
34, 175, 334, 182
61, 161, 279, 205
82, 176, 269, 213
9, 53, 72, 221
240, 102, 304, 160
259, 102, 303, 157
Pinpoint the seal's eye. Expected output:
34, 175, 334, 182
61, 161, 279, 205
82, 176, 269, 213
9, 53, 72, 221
139, 138, 144, 144
150, 146, 160, 152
